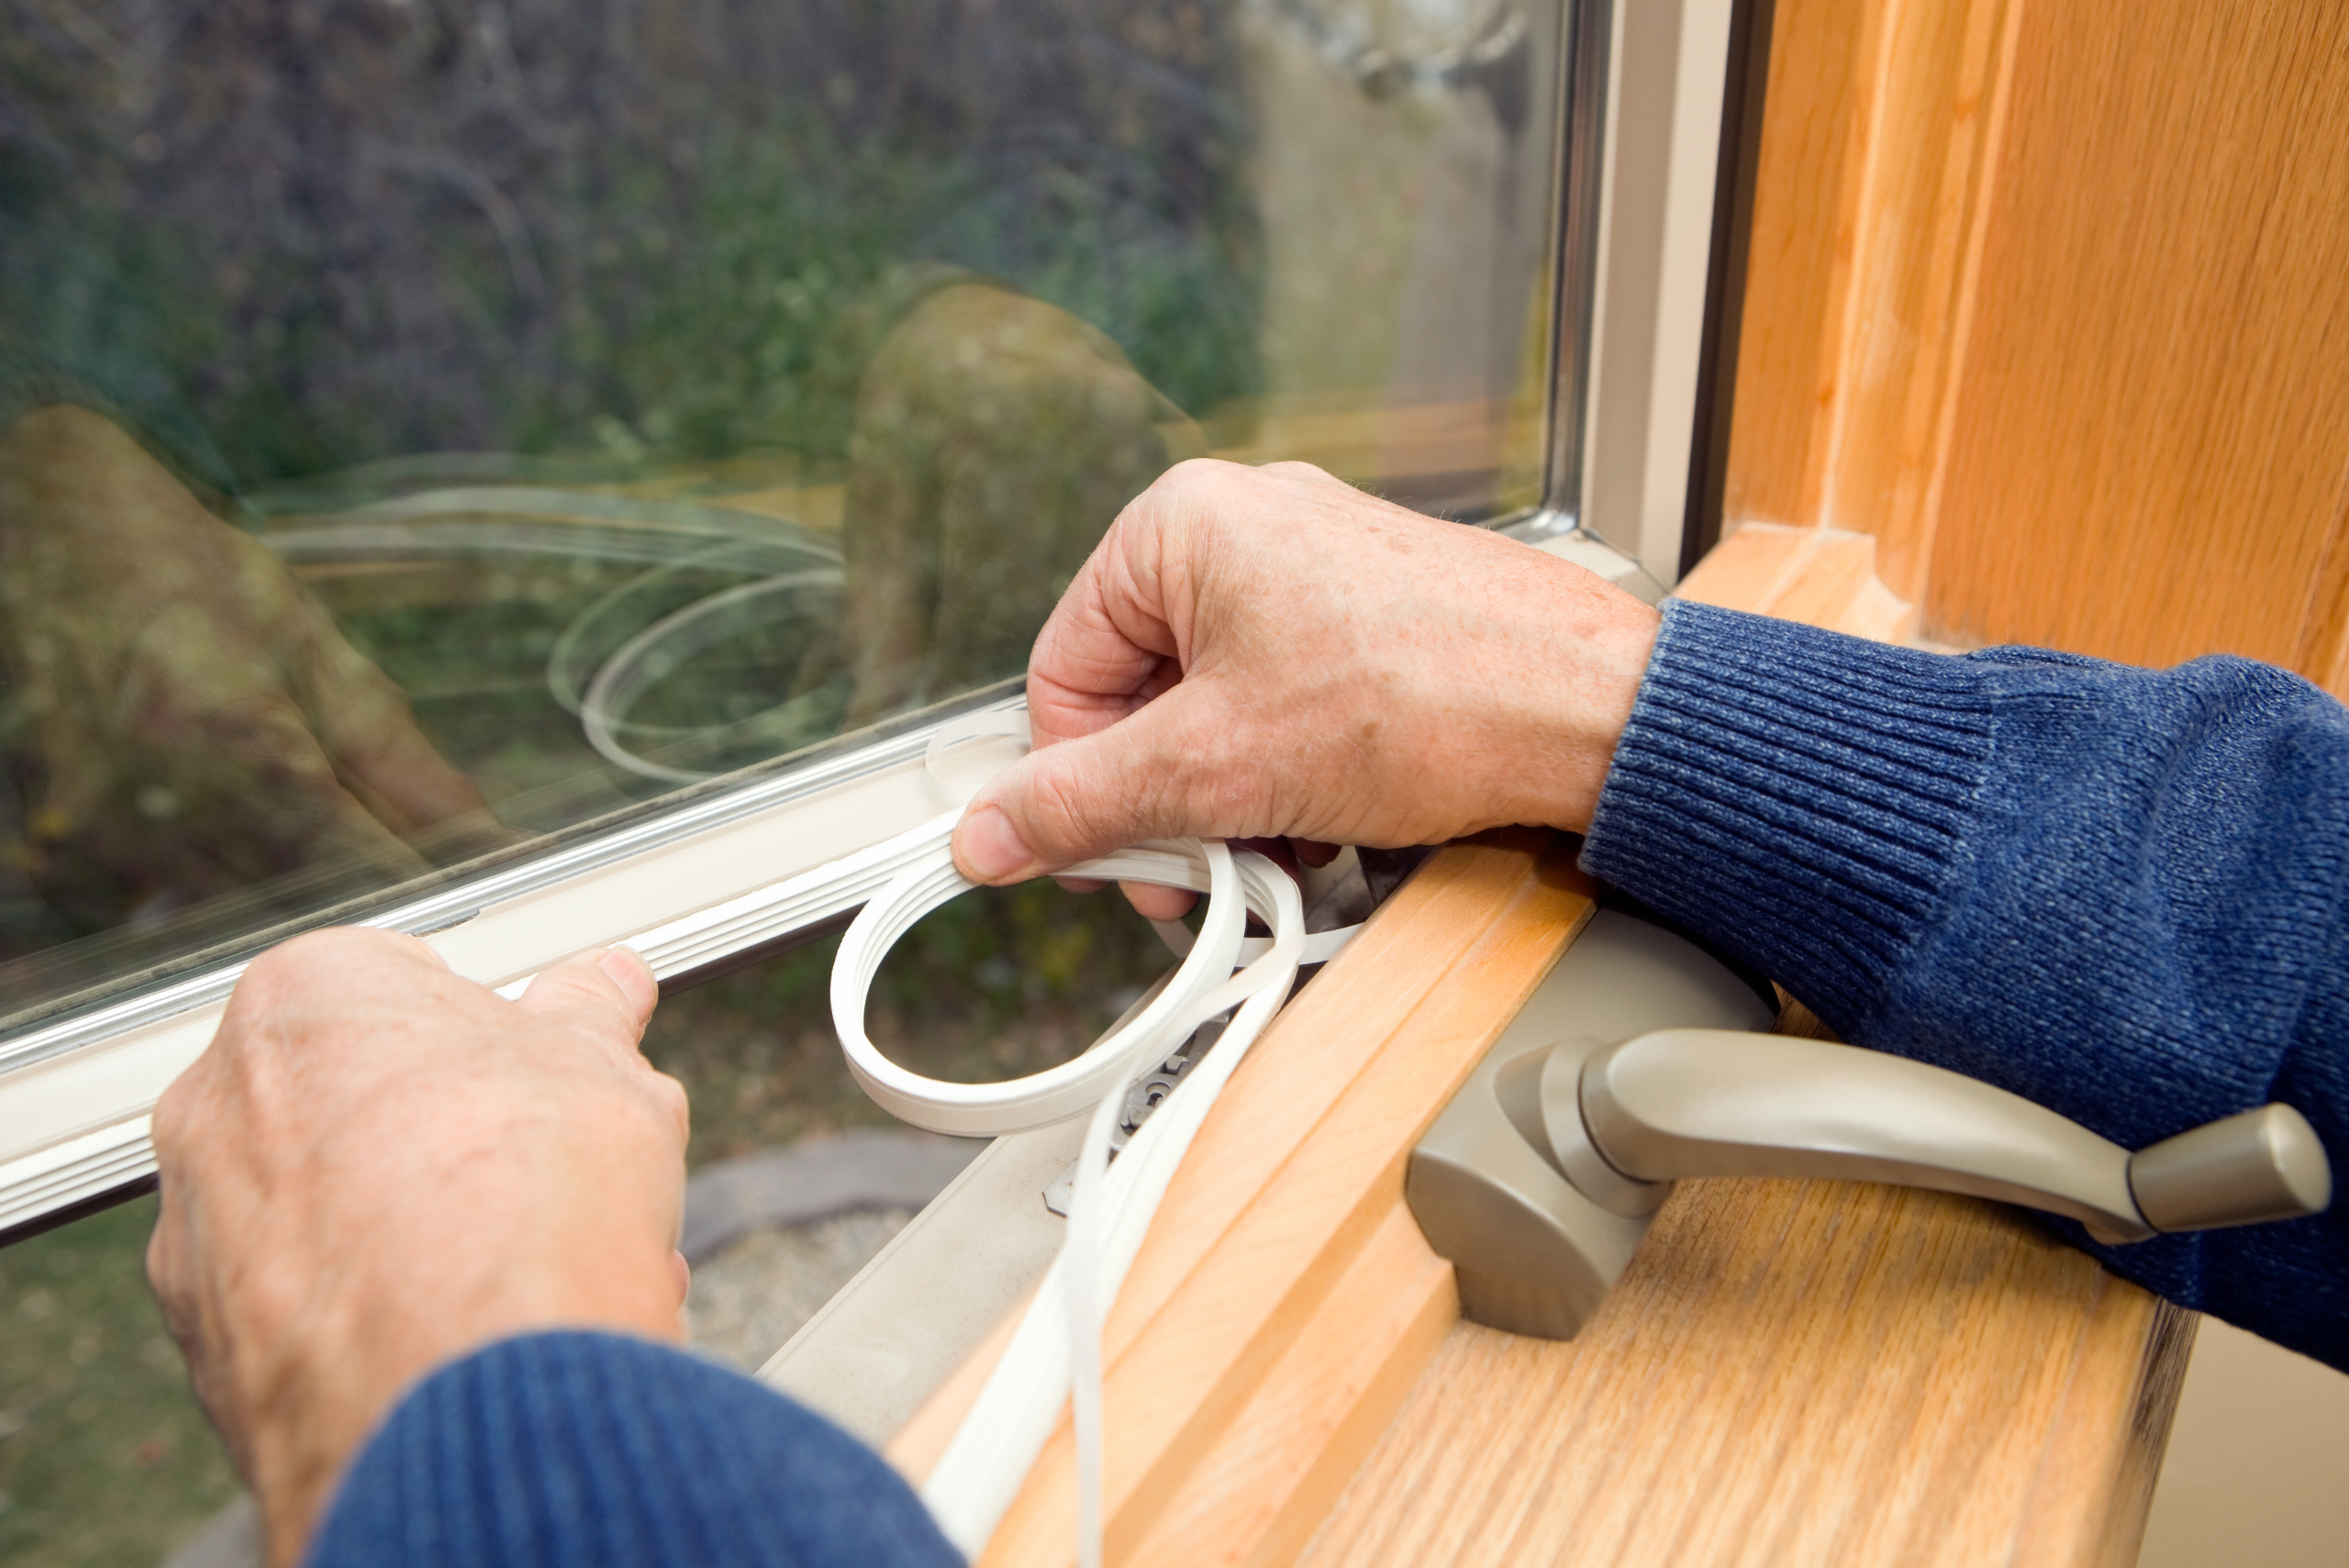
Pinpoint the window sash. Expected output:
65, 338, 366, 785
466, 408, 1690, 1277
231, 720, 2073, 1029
0, 0, 1732, 1235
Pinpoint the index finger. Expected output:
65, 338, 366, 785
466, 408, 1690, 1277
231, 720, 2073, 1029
1023, 462, 1215, 748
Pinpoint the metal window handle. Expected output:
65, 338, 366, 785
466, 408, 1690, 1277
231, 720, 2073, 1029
2130, 1103, 2332, 1232
1405, 912, 2336, 1343
1576, 1029, 2332, 1245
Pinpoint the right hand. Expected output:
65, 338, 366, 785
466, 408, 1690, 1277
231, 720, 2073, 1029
949, 458, 1662, 917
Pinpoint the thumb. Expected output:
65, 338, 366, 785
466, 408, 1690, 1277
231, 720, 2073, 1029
515, 946, 660, 1053
953, 684, 1239, 882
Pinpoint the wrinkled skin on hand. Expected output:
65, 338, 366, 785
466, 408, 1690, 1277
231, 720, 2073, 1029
0, 406, 507, 934
147, 930, 687, 1568
950, 458, 1664, 917
842, 283, 1206, 726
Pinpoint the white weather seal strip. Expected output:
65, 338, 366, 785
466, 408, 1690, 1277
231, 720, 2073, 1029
0, 697, 1027, 1232
484, 712, 1042, 1001
3, 800, 966, 1233
482, 814, 941, 1005
826, 712, 1359, 1565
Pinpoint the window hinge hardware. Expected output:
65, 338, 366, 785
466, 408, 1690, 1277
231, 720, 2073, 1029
1041, 1015, 1230, 1218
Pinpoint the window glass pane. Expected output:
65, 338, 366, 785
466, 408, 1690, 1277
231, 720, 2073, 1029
0, 0, 1569, 1030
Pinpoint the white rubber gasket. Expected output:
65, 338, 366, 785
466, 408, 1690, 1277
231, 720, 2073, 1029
828, 713, 1354, 1564
831, 833, 1250, 1136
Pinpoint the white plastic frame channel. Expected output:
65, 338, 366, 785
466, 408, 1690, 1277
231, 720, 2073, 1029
832, 710, 1356, 1564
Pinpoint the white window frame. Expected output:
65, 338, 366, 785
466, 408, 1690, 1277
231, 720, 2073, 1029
0, 0, 1737, 1236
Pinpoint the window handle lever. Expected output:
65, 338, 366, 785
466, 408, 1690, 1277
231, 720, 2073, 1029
1567, 1029, 2332, 1245
1406, 924, 2333, 1344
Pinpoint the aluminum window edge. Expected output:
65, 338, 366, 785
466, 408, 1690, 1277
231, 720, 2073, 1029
0, 691, 1029, 1234
1536, 0, 1613, 535
0, 682, 1024, 1080
1500, 514, 1668, 606
1565, 0, 1739, 591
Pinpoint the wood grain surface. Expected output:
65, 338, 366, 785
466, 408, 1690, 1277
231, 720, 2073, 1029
1296, 1176, 2192, 1568
888, 829, 1598, 1566
1293, 990, 2194, 1568
1671, 520, 1917, 641
1724, 0, 2019, 606
1719, 0, 1881, 541
1726, 0, 2349, 695
1925, 0, 2349, 686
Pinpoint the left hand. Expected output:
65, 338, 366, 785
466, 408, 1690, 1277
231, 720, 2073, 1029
147, 929, 688, 1568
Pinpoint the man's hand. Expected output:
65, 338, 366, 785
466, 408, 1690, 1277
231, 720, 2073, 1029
0, 406, 510, 929
147, 929, 689, 1568
949, 459, 1661, 916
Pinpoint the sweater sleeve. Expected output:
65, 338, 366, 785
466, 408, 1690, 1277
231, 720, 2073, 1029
306, 1331, 962, 1568
1580, 600, 2349, 1372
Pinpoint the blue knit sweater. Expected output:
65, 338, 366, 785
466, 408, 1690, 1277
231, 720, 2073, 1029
311, 1333, 959, 1566
1583, 600, 2347, 1371
312, 602, 2346, 1565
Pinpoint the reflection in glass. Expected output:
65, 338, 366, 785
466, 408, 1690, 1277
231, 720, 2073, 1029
0, 0, 1571, 1029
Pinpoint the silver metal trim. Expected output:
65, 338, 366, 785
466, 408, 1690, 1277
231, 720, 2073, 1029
1499, 511, 1669, 606
0, 685, 1023, 1080
1541, 0, 1614, 527
1569, 0, 1740, 586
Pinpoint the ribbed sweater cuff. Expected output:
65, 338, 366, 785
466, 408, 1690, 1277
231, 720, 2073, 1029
308, 1331, 959, 1568
1580, 600, 1995, 1030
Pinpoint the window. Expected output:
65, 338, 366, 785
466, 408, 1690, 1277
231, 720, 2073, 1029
0, 0, 1728, 1240
0, 1, 1747, 1557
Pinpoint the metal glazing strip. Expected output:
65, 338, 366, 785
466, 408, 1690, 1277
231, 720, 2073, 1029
0, 685, 1027, 1080
0, 698, 1029, 1232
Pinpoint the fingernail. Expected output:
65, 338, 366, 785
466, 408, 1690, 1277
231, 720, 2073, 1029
599, 946, 653, 988
957, 806, 1036, 882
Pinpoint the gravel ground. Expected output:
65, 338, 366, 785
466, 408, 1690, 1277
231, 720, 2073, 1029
685, 1208, 918, 1373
